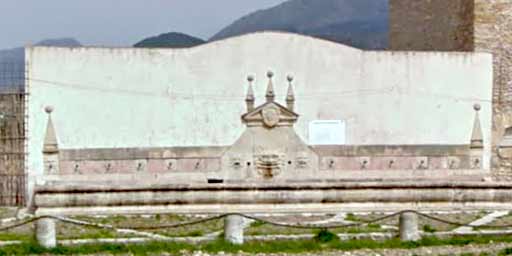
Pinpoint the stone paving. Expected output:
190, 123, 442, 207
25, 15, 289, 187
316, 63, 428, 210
179, 242, 512, 256
453, 210, 510, 233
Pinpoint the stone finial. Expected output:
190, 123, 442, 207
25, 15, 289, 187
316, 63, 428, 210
265, 71, 275, 103
245, 75, 255, 112
44, 106, 54, 114
470, 104, 483, 149
286, 75, 295, 111
43, 106, 59, 154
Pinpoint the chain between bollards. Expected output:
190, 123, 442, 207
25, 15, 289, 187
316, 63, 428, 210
2, 210, 510, 247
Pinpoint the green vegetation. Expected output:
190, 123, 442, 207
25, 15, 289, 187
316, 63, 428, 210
249, 220, 265, 228
244, 222, 383, 236
501, 248, 512, 255
314, 229, 339, 243
422, 224, 437, 233
3, 235, 512, 255
0, 233, 32, 242
367, 223, 381, 229
184, 230, 204, 237
57, 214, 222, 239
345, 213, 359, 222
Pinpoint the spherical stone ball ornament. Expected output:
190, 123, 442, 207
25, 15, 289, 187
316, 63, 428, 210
474, 104, 481, 112
247, 75, 254, 82
44, 106, 54, 114
267, 71, 274, 78
287, 75, 294, 82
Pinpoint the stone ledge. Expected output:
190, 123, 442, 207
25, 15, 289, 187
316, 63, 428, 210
36, 179, 507, 193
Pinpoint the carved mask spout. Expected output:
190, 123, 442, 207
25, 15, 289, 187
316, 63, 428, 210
256, 154, 282, 179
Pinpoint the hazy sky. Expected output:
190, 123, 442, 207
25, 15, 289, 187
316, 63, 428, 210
0, 0, 288, 49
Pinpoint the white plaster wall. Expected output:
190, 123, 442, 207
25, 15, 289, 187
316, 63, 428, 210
26, 32, 493, 185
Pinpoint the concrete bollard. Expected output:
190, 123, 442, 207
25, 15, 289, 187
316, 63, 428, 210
36, 217, 57, 248
399, 212, 420, 241
224, 214, 244, 244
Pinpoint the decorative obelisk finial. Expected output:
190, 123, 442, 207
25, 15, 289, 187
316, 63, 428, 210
245, 75, 255, 112
43, 106, 58, 153
286, 75, 295, 111
265, 71, 275, 103
42, 106, 60, 174
470, 104, 483, 149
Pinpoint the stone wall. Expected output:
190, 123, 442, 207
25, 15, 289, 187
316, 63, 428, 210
389, 0, 512, 176
473, 0, 512, 174
389, 0, 474, 51
0, 93, 26, 205
26, 33, 493, 201
26, 35, 493, 176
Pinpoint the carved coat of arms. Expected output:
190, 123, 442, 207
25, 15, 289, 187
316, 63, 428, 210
261, 105, 280, 128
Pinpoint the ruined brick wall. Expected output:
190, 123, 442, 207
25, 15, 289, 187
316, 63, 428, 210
473, 0, 512, 174
389, 0, 474, 51
0, 93, 26, 205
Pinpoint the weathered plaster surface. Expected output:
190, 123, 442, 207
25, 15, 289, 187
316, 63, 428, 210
26, 32, 493, 195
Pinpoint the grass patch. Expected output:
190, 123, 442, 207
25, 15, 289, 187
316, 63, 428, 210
345, 213, 359, 222
0, 240, 193, 256
249, 220, 265, 228
3, 234, 512, 255
367, 223, 381, 229
422, 224, 437, 233
0, 233, 32, 242
245, 222, 384, 236
55, 214, 222, 239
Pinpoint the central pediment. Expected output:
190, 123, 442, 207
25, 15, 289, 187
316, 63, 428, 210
242, 102, 298, 128
241, 71, 299, 128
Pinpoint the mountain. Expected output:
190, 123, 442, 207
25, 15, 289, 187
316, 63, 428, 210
0, 38, 81, 92
134, 32, 205, 48
34, 38, 82, 47
210, 0, 388, 50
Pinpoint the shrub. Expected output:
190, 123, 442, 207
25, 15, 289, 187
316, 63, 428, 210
500, 247, 512, 255
314, 229, 339, 243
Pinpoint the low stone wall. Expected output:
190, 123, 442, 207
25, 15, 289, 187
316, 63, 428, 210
34, 181, 512, 215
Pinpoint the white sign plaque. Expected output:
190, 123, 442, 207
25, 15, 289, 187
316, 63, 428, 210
309, 120, 346, 145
